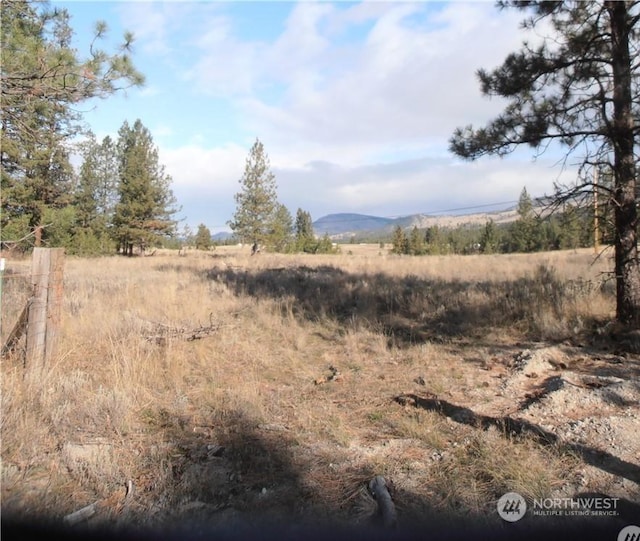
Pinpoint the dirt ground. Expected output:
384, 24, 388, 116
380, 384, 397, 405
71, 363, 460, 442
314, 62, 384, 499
433, 342, 640, 498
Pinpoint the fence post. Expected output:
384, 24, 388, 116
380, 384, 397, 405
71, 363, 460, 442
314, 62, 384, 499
25, 248, 64, 373
0, 257, 5, 335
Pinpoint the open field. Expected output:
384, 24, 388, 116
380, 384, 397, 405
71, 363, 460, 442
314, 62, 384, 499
2, 246, 639, 537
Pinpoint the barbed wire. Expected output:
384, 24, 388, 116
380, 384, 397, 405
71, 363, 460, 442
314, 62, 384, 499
1, 273, 57, 279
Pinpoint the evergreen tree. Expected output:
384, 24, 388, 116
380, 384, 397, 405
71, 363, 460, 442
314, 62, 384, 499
295, 208, 315, 252
408, 226, 425, 255
480, 219, 499, 254
391, 226, 408, 254
74, 133, 119, 253
446, 228, 467, 254
315, 233, 338, 254
508, 187, 543, 252
194, 223, 212, 251
424, 225, 445, 254
228, 138, 278, 247
450, 1, 640, 324
558, 205, 583, 250
1, 0, 143, 249
269, 203, 294, 252
112, 119, 179, 255
181, 224, 194, 248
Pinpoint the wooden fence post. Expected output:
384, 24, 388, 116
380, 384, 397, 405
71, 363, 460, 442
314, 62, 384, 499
25, 248, 64, 373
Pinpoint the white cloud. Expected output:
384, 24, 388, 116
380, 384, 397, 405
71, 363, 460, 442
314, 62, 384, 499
159, 143, 248, 231
159, 140, 576, 233
111, 2, 575, 230
126, 2, 532, 157
273, 153, 574, 220
230, 2, 531, 165
116, 1, 224, 59
161, 143, 247, 194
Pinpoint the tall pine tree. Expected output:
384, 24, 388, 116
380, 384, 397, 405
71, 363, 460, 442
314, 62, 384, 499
228, 138, 279, 248
112, 120, 179, 255
74, 133, 119, 253
509, 187, 540, 252
480, 219, 499, 254
450, 1, 640, 325
194, 223, 212, 251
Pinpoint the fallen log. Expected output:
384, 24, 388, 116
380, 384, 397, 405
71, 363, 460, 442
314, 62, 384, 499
368, 475, 397, 528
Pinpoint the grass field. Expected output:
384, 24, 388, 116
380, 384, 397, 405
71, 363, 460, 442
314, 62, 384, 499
2, 245, 633, 535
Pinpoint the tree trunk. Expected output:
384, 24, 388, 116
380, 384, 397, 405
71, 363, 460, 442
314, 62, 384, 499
608, 1, 640, 326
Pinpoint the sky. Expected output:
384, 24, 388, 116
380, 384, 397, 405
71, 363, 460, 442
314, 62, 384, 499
59, 0, 578, 234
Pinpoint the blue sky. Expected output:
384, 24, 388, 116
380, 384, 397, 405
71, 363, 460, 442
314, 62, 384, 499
59, 1, 575, 234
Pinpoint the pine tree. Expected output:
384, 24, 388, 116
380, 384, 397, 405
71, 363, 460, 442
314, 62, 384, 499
509, 187, 538, 252
450, 1, 640, 324
269, 203, 294, 252
74, 133, 119, 253
195, 223, 212, 251
480, 219, 499, 254
424, 225, 444, 255
315, 233, 338, 254
1, 0, 143, 249
295, 208, 315, 252
408, 226, 425, 255
391, 226, 408, 254
558, 205, 583, 250
112, 120, 179, 255
228, 139, 278, 248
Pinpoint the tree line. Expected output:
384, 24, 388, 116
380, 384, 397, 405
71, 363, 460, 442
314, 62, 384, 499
390, 187, 613, 256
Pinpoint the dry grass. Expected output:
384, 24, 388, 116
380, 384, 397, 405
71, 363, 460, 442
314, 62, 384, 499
0, 246, 618, 531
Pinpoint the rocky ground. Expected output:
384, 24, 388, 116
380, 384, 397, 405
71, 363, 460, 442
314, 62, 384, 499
450, 343, 640, 504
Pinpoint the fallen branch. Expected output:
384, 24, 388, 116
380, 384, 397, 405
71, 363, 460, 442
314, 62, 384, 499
368, 476, 397, 528
138, 313, 232, 343
395, 392, 640, 484
63, 502, 97, 526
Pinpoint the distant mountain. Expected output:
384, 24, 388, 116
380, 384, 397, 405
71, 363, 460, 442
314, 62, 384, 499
212, 201, 550, 241
313, 213, 395, 235
312, 204, 548, 238
212, 231, 234, 241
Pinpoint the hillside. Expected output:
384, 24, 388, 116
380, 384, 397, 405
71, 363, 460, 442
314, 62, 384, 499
313, 207, 521, 239
313, 213, 394, 235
